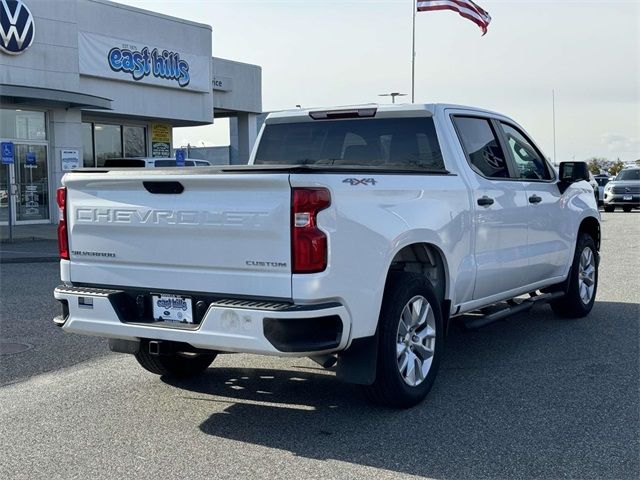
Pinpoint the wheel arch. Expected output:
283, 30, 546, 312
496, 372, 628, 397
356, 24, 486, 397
578, 216, 601, 251
385, 242, 450, 308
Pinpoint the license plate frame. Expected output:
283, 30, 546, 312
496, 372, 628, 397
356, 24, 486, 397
623, 195, 633, 201
152, 293, 194, 323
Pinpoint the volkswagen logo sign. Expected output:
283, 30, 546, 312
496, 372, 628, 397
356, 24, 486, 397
0, 0, 35, 55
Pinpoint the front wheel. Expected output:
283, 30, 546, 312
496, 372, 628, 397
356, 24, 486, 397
550, 233, 598, 318
365, 272, 444, 408
604, 205, 615, 212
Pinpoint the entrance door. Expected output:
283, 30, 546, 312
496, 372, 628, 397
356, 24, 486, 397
0, 143, 50, 224
13, 144, 49, 223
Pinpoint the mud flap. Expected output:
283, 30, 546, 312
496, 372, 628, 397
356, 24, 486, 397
335, 334, 378, 385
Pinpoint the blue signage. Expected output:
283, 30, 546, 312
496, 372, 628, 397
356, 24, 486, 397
1, 142, 14, 165
26, 151, 36, 165
108, 46, 190, 87
175, 149, 186, 167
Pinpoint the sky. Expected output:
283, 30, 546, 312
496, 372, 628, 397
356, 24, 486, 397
119, 0, 639, 163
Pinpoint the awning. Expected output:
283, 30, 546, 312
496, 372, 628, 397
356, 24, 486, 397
0, 84, 112, 110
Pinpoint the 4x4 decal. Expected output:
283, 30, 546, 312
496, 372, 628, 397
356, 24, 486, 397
343, 178, 377, 186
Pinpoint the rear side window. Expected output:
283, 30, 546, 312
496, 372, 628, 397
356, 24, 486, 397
254, 117, 445, 172
500, 123, 552, 180
452, 117, 509, 179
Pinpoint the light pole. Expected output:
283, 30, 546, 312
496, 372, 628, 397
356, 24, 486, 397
378, 92, 407, 104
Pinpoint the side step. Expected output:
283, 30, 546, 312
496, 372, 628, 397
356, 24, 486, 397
461, 291, 564, 330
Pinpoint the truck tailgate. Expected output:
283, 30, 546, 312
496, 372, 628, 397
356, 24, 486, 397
64, 171, 292, 299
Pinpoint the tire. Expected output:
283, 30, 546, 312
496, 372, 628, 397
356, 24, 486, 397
550, 233, 598, 318
365, 272, 444, 408
135, 343, 216, 378
622, 206, 632, 213
604, 205, 615, 212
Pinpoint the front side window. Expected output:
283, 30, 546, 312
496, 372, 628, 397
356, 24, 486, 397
254, 117, 445, 171
500, 123, 552, 180
453, 117, 509, 178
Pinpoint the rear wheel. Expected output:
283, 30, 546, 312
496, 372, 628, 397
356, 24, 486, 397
550, 233, 598, 318
623, 206, 633, 212
365, 272, 444, 408
135, 344, 216, 378
604, 205, 615, 212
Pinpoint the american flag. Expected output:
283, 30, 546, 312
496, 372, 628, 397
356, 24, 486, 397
416, 1, 492, 35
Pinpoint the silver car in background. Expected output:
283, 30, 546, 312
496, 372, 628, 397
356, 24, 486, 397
603, 167, 640, 212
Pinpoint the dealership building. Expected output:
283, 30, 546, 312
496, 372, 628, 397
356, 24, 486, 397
0, 0, 262, 226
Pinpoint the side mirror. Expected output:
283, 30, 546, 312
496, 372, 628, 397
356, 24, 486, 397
559, 161, 589, 183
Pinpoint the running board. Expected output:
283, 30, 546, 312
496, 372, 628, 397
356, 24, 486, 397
461, 291, 565, 330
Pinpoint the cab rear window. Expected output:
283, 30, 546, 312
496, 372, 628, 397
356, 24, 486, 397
254, 117, 445, 172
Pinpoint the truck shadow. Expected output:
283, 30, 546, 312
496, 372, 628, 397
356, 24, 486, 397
162, 301, 639, 479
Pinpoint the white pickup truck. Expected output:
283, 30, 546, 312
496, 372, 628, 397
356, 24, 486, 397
54, 104, 600, 408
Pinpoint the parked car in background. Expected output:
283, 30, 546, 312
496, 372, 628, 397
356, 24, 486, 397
588, 173, 599, 205
103, 157, 212, 168
594, 174, 611, 206
603, 167, 640, 212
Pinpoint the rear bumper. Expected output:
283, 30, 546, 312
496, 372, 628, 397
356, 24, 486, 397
54, 285, 351, 356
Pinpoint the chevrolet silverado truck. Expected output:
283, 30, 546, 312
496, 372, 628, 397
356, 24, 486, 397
53, 104, 601, 408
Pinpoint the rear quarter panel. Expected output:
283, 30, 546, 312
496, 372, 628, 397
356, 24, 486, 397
289, 172, 473, 340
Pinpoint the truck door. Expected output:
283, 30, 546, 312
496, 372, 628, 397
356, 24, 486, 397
451, 115, 530, 300
496, 121, 572, 282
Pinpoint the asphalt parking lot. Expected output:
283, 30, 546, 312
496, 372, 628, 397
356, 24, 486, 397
1, 211, 638, 480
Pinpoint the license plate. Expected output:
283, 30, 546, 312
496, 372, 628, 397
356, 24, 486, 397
623, 195, 633, 201
152, 294, 193, 323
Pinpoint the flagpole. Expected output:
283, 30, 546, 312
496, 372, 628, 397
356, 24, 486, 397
411, 0, 416, 103
552, 89, 557, 164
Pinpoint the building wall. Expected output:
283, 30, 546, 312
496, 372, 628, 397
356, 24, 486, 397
77, 0, 213, 125
0, 0, 80, 91
213, 57, 261, 115
1, 0, 263, 224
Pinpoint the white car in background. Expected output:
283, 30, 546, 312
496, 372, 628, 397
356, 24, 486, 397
103, 157, 212, 168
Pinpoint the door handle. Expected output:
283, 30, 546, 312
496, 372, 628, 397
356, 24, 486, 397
529, 194, 542, 204
477, 196, 494, 207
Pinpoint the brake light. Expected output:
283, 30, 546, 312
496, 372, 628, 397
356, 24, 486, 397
291, 188, 330, 273
309, 108, 377, 120
56, 187, 69, 260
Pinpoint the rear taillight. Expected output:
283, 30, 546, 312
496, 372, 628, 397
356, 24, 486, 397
56, 187, 69, 260
291, 188, 330, 273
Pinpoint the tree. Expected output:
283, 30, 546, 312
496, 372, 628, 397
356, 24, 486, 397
635, 159, 640, 167
586, 157, 610, 175
608, 159, 625, 176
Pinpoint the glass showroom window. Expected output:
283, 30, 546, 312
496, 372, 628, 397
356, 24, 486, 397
83, 123, 147, 166
0, 109, 46, 141
82, 122, 94, 167
124, 126, 146, 157
94, 124, 122, 167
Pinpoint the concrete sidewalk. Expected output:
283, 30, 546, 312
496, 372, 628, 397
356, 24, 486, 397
0, 224, 59, 263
